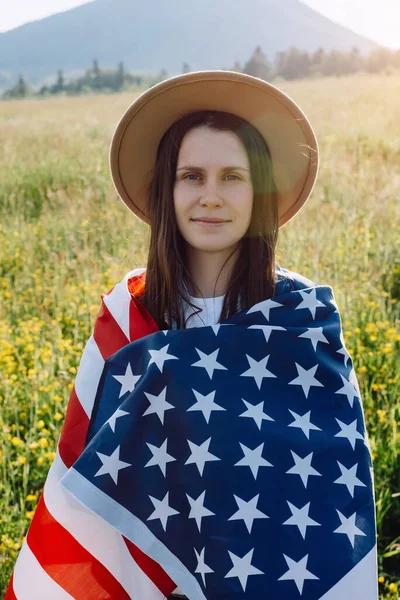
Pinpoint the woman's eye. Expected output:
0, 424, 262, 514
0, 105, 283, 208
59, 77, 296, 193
182, 173, 240, 181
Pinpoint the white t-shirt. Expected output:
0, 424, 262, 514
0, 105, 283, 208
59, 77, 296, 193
183, 294, 225, 328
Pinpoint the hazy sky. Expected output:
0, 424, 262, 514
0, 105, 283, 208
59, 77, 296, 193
0, 0, 399, 49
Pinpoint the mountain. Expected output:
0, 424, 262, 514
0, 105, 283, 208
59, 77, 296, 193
0, 0, 379, 85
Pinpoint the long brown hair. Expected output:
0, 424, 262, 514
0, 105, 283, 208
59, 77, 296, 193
137, 110, 279, 329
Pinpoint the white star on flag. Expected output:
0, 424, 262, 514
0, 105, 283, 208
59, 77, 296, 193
349, 367, 361, 397
294, 288, 326, 320
286, 450, 322, 488
186, 490, 215, 532
185, 437, 220, 475
194, 547, 214, 586
334, 461, 367, 497
335, 373, 359, 408
234, 442, 273, 479
145, 439, 176, 476
187, 389, 226, 423
334, 509, 367, 547
148, 344, 179, 373
112, 363, 142, 398
228, 493, 269, 533
288, 363, 324, 398
107, 408, 130, 433
278, 552, 319, 594
336, 344, 351, 366
143, 386, 174, 424
94, 445, 131, 485
240, 353, 277, 390
287, 409, 322, 439
283, 501, 321, 539
239, 398, 274, 430
248, 324, 286, 343
225, 548, 264, 591
147, 491, 179, 531
210, 323, 234, 336
334, 418, 364, 450
298, 326, 329, 351
247, 298, 283, 321
337, 328, 352, 366
191, 348, 228, 379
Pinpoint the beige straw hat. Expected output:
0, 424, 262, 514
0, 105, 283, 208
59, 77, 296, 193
109, 70, 319, 229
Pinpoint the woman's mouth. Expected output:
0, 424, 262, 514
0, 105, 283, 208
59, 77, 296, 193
191, 218, 230, 227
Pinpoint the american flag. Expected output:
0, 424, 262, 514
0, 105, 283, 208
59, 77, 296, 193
5, 269, 176, 600
6, 267, 378, 599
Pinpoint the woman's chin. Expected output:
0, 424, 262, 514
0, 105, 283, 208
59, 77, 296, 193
190, 242, 236, 254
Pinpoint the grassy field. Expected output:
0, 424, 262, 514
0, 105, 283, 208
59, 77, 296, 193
0, 73, 399, 598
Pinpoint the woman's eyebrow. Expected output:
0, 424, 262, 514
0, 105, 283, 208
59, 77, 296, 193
176, 165, 249, 171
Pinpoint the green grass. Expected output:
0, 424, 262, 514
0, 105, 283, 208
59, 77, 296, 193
0, 73, 399, 598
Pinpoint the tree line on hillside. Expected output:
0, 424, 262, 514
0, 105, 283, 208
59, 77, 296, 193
1, 60, 168, 100
2, 45, 400, 99
243, 45, 400, 81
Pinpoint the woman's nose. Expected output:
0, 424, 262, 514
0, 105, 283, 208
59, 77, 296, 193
199, 179, 223, 206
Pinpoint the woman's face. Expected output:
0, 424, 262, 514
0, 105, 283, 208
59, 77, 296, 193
173, 126, 254, 256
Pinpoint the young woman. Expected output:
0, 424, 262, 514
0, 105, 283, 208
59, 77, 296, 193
6, 71, 378, 600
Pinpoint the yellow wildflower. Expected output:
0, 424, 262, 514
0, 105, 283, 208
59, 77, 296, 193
11, 436, 24, 447
385, 327, 396, 337
376, 409, 387, 423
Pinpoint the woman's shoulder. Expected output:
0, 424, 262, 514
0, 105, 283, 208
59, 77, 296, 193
275, 263, 318, 296
120, 265, 317, 299
125, 267, 146, 297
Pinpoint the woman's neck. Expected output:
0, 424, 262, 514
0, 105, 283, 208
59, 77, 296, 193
185, 247, 238, 298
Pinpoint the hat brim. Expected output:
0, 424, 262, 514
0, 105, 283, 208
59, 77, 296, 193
109, 70, 319, 228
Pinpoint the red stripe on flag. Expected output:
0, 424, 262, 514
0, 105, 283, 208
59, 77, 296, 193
127, 274, 160, 341
27, 495, 131, 600
4, 572, 17, 600
7, 282, 178, 598
129, 296, 160, 340
59, 292, 133, 469
58, 385, 90, 469
124, 537, 176, 597
95, 297, 130, 358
